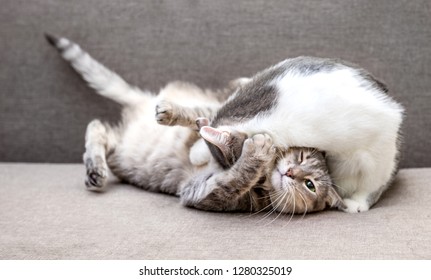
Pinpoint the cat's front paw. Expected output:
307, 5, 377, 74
84, 156, 108, 191
243, 133, 275, 162
155, 100, 175, 126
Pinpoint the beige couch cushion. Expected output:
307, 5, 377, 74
0, 164, 429, 259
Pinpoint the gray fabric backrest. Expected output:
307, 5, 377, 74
1, 0, 430, 167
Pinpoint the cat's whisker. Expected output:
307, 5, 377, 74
258, 205, 278, 222
296, 191, 308, 221
248, 191, 255, 213
268, 187, 292, 226
255, 196, 279, 220
258, 190, 285, 221
248, 189, 274, 214
272, 191, 291, 224
250, 197, 277, 217
264, 190, 290, 226
283, 189, 296, 227
260, 189, 289, 221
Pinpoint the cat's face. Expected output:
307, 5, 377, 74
198, 125, 345, 213
270, 147, 345, 214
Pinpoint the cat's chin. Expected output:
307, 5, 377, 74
271, 169, 290, 192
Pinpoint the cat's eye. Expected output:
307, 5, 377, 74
305, 179, 316, 192
298, 150, 304, 163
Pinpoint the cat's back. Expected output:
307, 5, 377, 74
217, 56, 403, 151
214, 56, 401, 128
272, 56, 403, 118
264, 56, 387, 93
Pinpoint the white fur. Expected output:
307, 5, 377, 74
189, 139, 211, 166
231, 67, 404, 213
53, 35, 402, 213
57, 36, 150, 106
51, 35, 226, 194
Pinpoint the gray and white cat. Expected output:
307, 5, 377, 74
192, 57, 404, 213
46, 34, 343, 214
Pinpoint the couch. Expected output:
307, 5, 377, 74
1, 0, 430, 259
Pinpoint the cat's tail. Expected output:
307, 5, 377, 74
45, 33, 151, 106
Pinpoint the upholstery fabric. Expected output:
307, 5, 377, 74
1, 0, 430, 261
1, 164, 429, 259
0, 0, 430, 167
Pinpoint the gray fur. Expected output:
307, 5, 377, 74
47, 34, 344, 215
204, 130, 248, 169
153, 98, 343, 213
271, 147, 345, 214
209, 56, 390, 166
212, 57, 389, 129
180, 134, 275, 211
178, 131, 341, 214
279, 56, 389, 93
211, 68, 284, 127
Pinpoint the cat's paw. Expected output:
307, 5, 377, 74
243, 133, 275, 161
155, 100, 175, 126
84, 156, 108, 191
342, 198, 370, 213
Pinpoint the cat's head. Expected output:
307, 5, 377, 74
196, 121, 345, 214
270, 147, 346, 214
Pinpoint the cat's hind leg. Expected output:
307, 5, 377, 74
342, 195, 370, 213
83, 119, 118, 191
342, 187, 387, 213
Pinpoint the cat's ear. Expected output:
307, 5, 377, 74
200, 126, 230, 152
326, 186, 346, 210
200, 126, 247, 169
195, 117, 209, 130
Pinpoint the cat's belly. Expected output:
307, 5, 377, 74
107, 117, 197, 194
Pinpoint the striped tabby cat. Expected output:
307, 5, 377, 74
46, 34, 344, 214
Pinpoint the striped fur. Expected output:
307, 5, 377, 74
46, 34, 344, 215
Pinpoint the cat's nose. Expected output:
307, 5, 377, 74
286, 168, 294, 179
286, 167, 304, 179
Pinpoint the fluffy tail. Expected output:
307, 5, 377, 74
45, 33, 150, 106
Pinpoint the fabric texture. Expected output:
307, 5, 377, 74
1, 0, 430, 261
0, 163, 429, 259
0, 0, 430, 167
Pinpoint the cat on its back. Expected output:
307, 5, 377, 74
46, 34, 403, 214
